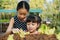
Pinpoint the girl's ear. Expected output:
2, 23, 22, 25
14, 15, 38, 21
26, 13, 29, 17
37, 23, 40, 27
36, 23, 40, 30
37, 23, 41, 29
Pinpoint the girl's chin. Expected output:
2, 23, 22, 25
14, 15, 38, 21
29, 30, 34, 33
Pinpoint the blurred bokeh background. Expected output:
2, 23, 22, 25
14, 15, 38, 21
0, 0, 60, 35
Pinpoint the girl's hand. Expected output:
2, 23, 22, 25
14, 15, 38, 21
12, 28, 20, 33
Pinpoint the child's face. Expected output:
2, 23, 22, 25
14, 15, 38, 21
27, 22, 39, 33
17, 8, 28, 20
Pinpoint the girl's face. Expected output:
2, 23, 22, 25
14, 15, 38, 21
27, 22, 39, 33
17, 8, 28, 21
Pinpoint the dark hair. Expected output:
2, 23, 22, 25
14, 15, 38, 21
17, 1, 30, 12
26, 15, 42, 24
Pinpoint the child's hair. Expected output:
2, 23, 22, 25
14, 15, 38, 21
17, 1, 30, 12
26, 15, 42, 24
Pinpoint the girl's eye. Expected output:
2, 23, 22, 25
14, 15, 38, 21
27, 23, 30, 25
32, 23, 35, 25
19, 13, 22, 15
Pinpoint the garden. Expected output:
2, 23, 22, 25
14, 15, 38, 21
0, 0, 60, 40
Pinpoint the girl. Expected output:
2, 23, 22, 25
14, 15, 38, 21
26, 15, 41, 34
2, 1, 30, 36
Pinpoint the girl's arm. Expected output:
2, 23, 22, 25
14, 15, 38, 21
3, 18, 14, 36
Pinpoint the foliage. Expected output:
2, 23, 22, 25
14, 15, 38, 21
0, 0, 17, 9
56, 33, 60, 40
13, 29, 30, 38
38, 24, 55, 35
7, 34, 14, 40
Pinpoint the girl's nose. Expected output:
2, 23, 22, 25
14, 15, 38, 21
29, 24, 33, 28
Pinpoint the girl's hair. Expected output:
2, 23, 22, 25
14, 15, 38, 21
26, 15, 42, 24
17, 1, 30, 12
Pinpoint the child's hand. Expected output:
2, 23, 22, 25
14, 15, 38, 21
12, 28, 19, 33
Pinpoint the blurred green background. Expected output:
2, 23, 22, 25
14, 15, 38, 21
0, 0, 60, 35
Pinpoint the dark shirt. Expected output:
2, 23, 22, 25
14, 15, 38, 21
13, 16, 27, 31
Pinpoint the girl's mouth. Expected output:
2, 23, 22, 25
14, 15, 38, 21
29, 28, 33, 30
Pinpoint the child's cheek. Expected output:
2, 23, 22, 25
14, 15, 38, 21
27, 25, 30, 30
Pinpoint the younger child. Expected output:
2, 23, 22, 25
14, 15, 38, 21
26, 15, 41, 34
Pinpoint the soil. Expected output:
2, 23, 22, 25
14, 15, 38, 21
0, 33, 58, 40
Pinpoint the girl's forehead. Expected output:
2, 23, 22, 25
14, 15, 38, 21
18, 8, 28, 14
18, 8, 28, 12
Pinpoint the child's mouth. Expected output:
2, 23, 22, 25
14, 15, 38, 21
29, 28, 33, 30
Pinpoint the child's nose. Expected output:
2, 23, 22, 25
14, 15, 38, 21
29, 24, 33, 28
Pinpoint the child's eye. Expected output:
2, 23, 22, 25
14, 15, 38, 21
19, 13, 22, 15
27, 23, 30, 25
32, 23, 35, 25
23, 14, 26, 16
